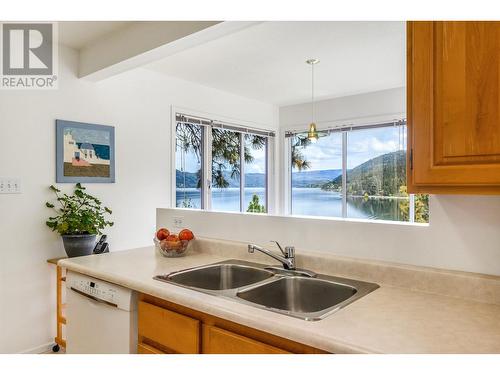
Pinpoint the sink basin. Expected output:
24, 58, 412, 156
154, 259, 379, 320
237, 276, 357, 314
155, 262, 274, 290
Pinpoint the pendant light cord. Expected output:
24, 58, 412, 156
311, 62, 315, 124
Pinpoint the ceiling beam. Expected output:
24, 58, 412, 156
78, 21, 261, 81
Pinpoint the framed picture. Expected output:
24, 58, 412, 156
56, 120, 115, 183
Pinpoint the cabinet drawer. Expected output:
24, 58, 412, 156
138, 301, 200, 353
137, 342, 166, 354
202, 325, 290, 354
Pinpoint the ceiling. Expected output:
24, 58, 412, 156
146, 21, 405, 106
59, 21, 130, 50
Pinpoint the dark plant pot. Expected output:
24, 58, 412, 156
62, 234, 97, 258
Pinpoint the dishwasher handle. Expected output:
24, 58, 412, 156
70, 287, 118, 308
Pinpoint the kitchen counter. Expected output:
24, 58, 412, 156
59, 240, 500, 354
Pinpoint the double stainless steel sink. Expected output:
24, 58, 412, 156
154, 260, 379, 321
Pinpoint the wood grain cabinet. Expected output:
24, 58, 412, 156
407, 21, 500, 194
202, 325, 290, 354
138, 300, 200, 353
137, 293, 327, 354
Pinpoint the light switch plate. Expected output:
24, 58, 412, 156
0, 178, 21, 194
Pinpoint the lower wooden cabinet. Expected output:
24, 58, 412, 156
202, 325, 290, 354
137, 293, 327, 354
138, 300, 200, 353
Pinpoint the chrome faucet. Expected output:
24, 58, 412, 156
248, 241, 296, 270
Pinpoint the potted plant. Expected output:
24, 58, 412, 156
45, 183, 113, 257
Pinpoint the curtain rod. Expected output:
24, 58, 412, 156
176, 113, 276, 138
285, 119, 406, 137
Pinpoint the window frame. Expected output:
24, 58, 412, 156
173, 120, 206, 210
284, 119, 423, 224
171, 107, 275, 214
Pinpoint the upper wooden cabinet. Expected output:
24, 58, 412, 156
407, 21, 500, 194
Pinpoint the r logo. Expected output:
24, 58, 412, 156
2, 23, 53, 75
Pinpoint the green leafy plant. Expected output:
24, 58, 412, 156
45, 183, 114, 235
398, 185, 429, 223
247, 194, 266, 213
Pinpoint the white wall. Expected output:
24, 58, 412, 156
279, 87, 406, 130
0, 45, 277, 353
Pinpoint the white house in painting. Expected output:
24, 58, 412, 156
64, 132, 109, 166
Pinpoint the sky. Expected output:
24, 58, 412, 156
177, 125, 406, 174
296, 125, 407, 171
65, 128, 110, 145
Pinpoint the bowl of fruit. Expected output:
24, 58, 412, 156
154, 227, 195, 257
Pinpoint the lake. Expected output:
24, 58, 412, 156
176, 187, 409, 222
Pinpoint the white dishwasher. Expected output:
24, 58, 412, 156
66, 271, 138, 354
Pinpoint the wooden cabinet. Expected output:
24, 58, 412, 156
137, 342, 167, 354
407, 21, 500, 194
137, 293, 327, 354
202, 325, 290, 354
138, 301, 200, 353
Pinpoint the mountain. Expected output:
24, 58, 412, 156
175, 169, 342, 188
321, 150, 406, 196
176, 169, 199, 188
176, 151, 406, 193
244, 173, 266, 187
292, 169, 342, 188
176, 169, 342, 188
176, 170, 264, 188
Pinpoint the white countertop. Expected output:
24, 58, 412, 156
59, 245, 500, 354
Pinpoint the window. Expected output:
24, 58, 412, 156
244, 135, 267, 213
211, 128, 241, 212
175, 113, 272, 213
176, 122, 203, 209
289, 122, 429, 223
291, 132, 343, 217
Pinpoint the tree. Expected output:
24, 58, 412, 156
247, 194, 266, 213
176, 123, 266, 189
365, 175, 379, 196
398, 185, 429, 223
291, 136, 311, 171
414, 193, 429, 223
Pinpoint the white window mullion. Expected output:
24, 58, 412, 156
170, 112, 177, 208
265, 137, 271, 214
341, 131, 348, 218
284, 136, 292, 215
409, 194, 415, 223
240, 132, 245, 212
204, 126, 212, 210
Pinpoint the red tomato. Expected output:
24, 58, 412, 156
166, 234, 179, 242
156, 228, 170, 241
179, 229, 194, 241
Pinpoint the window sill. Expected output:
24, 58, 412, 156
165, 207, 429, 227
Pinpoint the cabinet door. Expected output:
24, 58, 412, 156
137, 342, 166, 354
202, 325, 290, 354
138, 301, 200, 354
408, 21, 500, 193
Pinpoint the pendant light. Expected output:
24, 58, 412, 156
307, 58, 319, 142
296, 59, 328, 143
